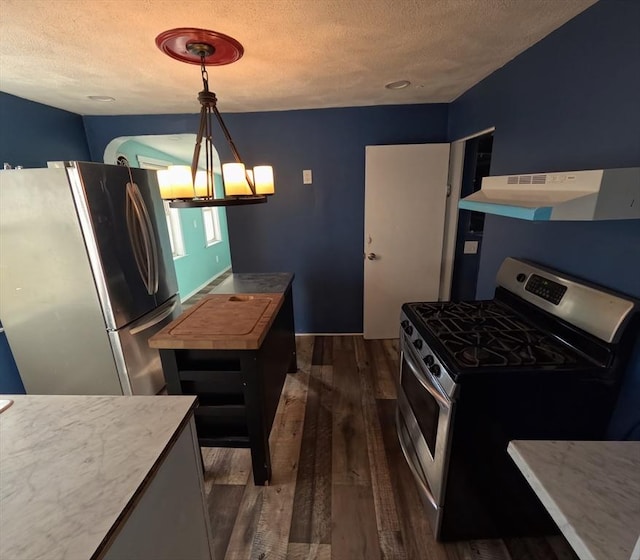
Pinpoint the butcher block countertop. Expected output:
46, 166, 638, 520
149, 293, 285, 350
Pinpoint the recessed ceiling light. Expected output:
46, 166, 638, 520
385, 80, 411, 90
87, 95, 115, 102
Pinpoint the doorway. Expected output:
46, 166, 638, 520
363, 143, 450, 339
450, 131, 494, 301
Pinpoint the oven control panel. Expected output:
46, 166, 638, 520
400, 313, 457, 398
525, 274, 567, 305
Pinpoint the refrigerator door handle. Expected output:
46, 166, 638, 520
131, 182, 160, 295
126, 182, 152, 294
129, 298, 179, 335
126, 183, 156, 295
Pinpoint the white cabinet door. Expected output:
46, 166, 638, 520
102, 417, 214, 560
364, 144, 450, 339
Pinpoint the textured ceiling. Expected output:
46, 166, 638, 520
0, 0, 596, 116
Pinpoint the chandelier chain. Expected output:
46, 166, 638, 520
200, 56, 209, 92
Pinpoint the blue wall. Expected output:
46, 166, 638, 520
449, 0, 640, 439
0, 92, 91, 393
0, 92, 90, 168
84, 104, 449, 332
224, 106, 450, 332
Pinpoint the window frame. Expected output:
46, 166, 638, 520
202, 207, 222, 247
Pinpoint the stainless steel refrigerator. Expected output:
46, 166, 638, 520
0, 161, 182, 395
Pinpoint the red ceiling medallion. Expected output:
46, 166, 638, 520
155, 28, 244, 66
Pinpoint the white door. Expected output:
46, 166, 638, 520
364, 144, 450, 339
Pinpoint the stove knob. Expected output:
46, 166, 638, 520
401, 320, 409, 329
413, 339, 423, 350
429, 364, 441, 377
403, 323, 413, 336
424, 354, 434, 366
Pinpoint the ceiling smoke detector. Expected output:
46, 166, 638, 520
385, 80, 411, 90
87, 95, 115, 102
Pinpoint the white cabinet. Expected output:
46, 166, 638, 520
102, 417, 214, 560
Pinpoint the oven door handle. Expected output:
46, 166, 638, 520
396, 408, 438, 509
402, 345, 451, 409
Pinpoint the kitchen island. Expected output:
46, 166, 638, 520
211, 272, 297, 373
150, 272, 297, 486
0, 395, 213, 560
508, 440, 640, 560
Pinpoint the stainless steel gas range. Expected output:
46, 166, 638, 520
396, 257, 639, 541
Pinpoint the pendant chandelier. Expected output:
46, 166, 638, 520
155, 28, 274, 208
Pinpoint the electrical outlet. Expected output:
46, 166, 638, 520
303, 169, 313, 184
463, 240, 479, 254
193, 220, 197, 229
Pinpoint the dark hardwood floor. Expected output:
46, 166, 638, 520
201, 336, 578, 560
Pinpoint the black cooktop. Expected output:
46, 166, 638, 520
404, 301, 593, 370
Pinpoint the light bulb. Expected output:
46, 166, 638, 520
168, 165, 194, 198
156, 169, 174, 199
253, 166, 275, 195
194, 170, 212, 197
223, 163, 252, 196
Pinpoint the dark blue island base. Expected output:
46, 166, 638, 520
157, 273, 297, 486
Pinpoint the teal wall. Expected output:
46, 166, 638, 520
172, 205, 232, 298
110, 138, 232, 299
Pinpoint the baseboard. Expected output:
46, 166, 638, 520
180, 266, 232, 303
295, 332, 364, 336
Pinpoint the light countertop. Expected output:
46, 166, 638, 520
0, 394, 196, 560
508, 440, 640, 560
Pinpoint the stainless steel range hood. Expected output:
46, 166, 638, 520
458, 167, 640, 221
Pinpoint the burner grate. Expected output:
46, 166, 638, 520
443, 330, 576, 368
406, 301, 580, 369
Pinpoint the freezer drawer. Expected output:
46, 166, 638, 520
109, 295, 182, 395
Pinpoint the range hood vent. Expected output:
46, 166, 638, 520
459, 167, 640, 221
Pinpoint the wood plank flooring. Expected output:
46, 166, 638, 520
201, 336, 578, 560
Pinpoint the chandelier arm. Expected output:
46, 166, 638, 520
211, 105, 241, 162
191, 104, 209, 184
211, 105, 257, 195
205, 107, 214, 198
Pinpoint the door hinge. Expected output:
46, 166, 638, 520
446, 184, 452, 197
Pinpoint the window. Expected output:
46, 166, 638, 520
202, 207, 222, 246
136, 156, 186, 258
163, 202, 186, 257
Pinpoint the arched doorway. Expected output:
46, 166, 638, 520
103, 134, 232, 300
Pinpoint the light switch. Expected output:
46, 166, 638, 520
303, 169, 313, 184
463, 240, 479, 254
